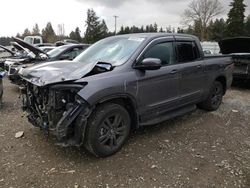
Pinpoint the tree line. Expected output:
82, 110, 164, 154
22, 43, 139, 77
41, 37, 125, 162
0, 0, 249, 46
181, 0, 249, 41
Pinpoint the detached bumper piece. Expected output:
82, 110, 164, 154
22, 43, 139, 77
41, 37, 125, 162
55, 101, 90, 147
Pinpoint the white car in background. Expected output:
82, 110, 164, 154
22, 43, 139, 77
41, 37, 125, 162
201, 41, 221, 55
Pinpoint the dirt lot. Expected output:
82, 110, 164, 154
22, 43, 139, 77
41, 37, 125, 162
0, 79, 250, 188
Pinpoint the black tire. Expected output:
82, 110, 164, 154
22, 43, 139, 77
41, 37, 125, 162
198, 81, 224, 111
84, 103, 131, 157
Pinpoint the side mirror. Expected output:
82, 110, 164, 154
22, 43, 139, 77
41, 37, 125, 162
135, 58, 162, 70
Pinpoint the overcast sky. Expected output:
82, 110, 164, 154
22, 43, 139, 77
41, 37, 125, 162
0, 0, 249, 37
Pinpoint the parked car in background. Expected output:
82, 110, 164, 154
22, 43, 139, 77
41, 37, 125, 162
19, 33, 233, 157
8, 38, 90, 85
219, 37, 250, 82
55, 39, 80, 46
35, 43, 54, 47
0, 69, 6, 106
0, 45, 15, 68
1, 41, 31, 70
39, 46, 56, 53
201, 41, 220, 55
24, 36, 43, 45
4, 38, 48, 72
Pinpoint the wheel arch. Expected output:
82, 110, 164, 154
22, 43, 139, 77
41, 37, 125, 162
95, 94, 140, 129
215, 76, 227, 95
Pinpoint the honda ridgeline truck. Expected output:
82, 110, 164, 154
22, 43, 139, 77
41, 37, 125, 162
19, 33, 233, 157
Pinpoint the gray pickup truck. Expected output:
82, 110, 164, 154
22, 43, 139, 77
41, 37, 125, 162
19, 33, 233, 157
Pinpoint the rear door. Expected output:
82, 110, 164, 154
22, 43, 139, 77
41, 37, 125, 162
135, 37, 181, 122
175, 39, 205, 105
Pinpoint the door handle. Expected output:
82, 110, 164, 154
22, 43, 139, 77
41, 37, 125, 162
170, 70, 178, 74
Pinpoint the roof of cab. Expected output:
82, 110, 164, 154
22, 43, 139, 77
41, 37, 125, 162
111, 33, 199, 41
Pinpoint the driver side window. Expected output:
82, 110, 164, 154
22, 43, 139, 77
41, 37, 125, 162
142, 42, 174, 66
64, 48, 80, 59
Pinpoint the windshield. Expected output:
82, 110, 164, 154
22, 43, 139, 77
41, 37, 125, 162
47, 45, 69, 58
74, 36, 145, 66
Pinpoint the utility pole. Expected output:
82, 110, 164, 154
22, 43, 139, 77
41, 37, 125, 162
113, 15, 119, 35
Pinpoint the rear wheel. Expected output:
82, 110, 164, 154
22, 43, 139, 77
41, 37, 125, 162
198, 81, 223, 111
84, 103, 131, 157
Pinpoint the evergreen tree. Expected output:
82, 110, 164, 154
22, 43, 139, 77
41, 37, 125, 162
166, 26, 172, 33
140, 26, 144, 33
185, 25, 195, 35
153, 23, 158, 32
69, 27, 82, 42
42, 22, 57, 43
0, 37, 12, 46
193, 19, 203, 39
99, 19, 109, 38
227, 0, 247, 37
21, 28, 31, 38
245, 15, 250, 36
84, 9, 109, 43
208, 18, 227, 41
177, 27, 184, 33
32, 24, 40, 35
149, 24, 154, 32
124, 26, 130, 34
118, 26, 125, 34
16, 33, 22, 38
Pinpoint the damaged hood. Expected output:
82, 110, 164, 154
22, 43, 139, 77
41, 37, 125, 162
219, 37, 250, 54
10, 42, 27, 53
13, 37, 48, 57
19, 60, 104, 86
0, 45, 15, 56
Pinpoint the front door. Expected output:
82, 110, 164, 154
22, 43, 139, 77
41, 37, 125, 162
135, 38, 181, 122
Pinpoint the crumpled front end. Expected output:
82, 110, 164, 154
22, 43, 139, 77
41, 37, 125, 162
21, 82, 91, 146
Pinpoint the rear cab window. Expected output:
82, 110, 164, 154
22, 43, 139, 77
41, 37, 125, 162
176, 41, 201, 63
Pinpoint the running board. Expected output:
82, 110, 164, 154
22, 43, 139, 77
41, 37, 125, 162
140, 105, 196, 126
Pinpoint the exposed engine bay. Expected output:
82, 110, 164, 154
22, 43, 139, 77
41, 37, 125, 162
21, 82, 90, 146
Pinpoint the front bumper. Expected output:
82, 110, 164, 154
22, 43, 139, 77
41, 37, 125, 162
21, 83, 90, 146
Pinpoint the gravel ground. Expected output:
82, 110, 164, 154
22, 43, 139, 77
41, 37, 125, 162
0, 78, 250, 188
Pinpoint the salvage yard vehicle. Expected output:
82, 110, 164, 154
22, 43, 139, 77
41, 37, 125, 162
24, 36, 43, 45
19, 33, 233, 157
39, 46, 56, 53
0, 45, 15, 68
4, 38, 48, 73
7, 38, 90, 85
0, 69, 6, 106
219, 37, 250, 82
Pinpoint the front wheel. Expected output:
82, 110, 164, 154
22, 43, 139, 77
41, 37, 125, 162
84, 103, 131, 157
198, 81, 224, 111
